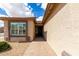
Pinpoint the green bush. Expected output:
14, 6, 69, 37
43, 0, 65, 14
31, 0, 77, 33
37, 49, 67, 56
0, 41, 11, 52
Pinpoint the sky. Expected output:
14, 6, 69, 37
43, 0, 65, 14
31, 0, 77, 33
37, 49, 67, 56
0, 3, 47, 27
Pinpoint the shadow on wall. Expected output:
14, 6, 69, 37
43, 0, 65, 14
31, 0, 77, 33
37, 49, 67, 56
43, 31, 47, 41
62, 50, 71, 56
0, 27, 4, 33
27, 36, 32, 42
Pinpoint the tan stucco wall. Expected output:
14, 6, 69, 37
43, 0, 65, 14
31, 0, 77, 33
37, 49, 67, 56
4, 19, 35, 41
10, 37, 27, 42
4, 20, 9, 41
28, 20, 35, 41
44, 3, 79, 56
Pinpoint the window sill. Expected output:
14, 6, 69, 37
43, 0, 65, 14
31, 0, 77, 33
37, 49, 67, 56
10, 35, 26, 37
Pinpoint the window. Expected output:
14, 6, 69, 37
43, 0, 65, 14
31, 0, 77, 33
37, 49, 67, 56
10, 22, 26, 36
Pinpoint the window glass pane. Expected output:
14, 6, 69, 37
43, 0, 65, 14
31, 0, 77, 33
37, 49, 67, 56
23, 30, 26, 34
19, 30, 23, 35
10, 22, 26, 36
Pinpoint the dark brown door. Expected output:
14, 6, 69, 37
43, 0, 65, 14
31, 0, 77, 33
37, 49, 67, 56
35, 26, 43, 37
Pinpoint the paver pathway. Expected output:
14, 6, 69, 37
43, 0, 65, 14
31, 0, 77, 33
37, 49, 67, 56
23, 38, 56, 56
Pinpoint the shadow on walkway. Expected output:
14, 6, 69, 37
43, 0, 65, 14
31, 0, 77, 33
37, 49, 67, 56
33, 37, 46, 41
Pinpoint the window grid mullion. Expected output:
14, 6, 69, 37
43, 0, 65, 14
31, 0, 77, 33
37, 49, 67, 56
10, 22, 26, 36
18, 24, 20, 35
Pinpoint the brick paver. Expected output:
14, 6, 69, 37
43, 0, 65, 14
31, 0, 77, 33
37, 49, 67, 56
23, 38, 56, 56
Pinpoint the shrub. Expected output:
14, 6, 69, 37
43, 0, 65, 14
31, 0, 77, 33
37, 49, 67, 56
0, 41, 11, 52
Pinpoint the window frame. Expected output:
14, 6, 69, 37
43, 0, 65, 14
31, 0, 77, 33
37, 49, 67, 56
10, 22, 27, 37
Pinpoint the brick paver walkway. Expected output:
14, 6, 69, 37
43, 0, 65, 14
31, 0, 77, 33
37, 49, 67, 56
23, 38, 56, 56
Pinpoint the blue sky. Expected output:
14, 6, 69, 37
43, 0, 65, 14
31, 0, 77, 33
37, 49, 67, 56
0, 8, 7, 15
0, 3, 47, 27
28, 3, 44, 17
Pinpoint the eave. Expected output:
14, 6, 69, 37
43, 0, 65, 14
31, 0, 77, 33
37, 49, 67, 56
0, 17, 36, 22
42, 3, 66, 25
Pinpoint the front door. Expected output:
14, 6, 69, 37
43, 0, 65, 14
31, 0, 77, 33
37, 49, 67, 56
35, 26, 43, 37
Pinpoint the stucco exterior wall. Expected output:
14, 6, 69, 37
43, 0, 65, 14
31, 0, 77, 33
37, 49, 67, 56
4, 19, 35, 42
4, 20, 9, 41
10, 20, 35, 42
10, 37, 27, 42
44, 3, 79, 56
28, 20, 35, 41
